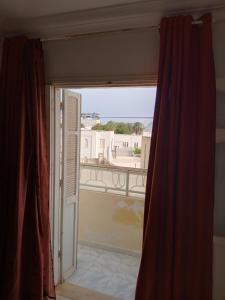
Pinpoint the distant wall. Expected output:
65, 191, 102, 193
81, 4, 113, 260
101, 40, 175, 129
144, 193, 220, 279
114, 134, 142, 149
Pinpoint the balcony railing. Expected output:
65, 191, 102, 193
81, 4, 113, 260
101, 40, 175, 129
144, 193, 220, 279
80, 163, 147, 198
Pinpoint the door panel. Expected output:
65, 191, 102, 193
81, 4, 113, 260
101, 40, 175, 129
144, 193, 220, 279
61, 89, 81, 281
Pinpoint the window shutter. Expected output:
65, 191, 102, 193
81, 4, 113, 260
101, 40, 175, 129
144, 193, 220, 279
61, 89, 81, 280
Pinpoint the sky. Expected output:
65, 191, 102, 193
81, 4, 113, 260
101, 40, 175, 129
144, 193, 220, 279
72, 87, 156, 128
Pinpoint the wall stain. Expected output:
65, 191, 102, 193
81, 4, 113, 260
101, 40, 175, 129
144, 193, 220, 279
113, 199, 144, 229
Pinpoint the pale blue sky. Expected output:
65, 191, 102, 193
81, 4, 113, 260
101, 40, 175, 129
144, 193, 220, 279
73, 87, 156, 127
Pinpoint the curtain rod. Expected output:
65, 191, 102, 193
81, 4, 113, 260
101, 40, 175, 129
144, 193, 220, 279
41, 20, 203, 42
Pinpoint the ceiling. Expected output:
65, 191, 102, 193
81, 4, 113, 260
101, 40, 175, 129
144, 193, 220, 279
0, 0, 224, 38
0, 0, 147, 19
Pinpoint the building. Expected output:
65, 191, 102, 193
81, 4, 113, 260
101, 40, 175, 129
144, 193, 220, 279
141, 136, 151, 169
114, 134, 142, 149
81, 130, 144, 164
81, 112, 100, 129
81, 129, 114, 163
114, 134, 142, 156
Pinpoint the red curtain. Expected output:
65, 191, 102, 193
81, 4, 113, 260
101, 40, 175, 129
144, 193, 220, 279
135, 14, 216, 300
0, 37, 55, 300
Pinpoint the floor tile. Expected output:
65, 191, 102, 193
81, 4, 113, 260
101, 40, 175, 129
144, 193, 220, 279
67, 244, 141, 300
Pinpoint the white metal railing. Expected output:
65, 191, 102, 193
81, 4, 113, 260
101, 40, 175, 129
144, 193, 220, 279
80, 163, 147, 198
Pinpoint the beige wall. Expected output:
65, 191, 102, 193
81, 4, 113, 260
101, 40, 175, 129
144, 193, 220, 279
43, 22, 225, 84
43, 28, 159, 84
78, 190, 144, 254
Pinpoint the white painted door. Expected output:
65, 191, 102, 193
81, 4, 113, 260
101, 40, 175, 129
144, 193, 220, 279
60, 89, 81, 281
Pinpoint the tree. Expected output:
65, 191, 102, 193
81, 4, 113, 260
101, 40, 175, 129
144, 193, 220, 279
115, 122, 130, 134
92, 123, 105, 130
92, 121, 145, 135
104, 121, 117, 131
132, 122, 144, 135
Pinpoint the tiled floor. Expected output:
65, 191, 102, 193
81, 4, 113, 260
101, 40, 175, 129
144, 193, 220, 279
67, 244, 141, 300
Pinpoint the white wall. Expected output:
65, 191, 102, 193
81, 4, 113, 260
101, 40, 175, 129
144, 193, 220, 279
43, 22, 225, 84
43, 28, 159, 84
114, 134, 142, 149
141, 136, 151, 169
80, 129, 95, 159
80, 129, 114, 162
96, 130, 114, 161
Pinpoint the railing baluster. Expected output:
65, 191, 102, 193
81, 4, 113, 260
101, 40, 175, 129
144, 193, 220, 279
126, 170, 129, 197
80, 163, 147, 198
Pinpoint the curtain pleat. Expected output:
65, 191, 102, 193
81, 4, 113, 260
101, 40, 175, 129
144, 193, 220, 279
0, 36, 55, 300
0, 37, 3, 73
135, 14, 216, 300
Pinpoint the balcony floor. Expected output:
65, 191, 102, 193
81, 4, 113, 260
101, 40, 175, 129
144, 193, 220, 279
67, 244, 141, 300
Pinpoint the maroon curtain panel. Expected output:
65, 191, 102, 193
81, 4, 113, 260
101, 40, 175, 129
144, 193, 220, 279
0, 37, 55, 300
135, 14, 216, 300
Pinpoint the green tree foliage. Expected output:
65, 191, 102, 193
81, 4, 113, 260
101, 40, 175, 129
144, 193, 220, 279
104, 121, 117, 131
115, 122, 132, 134
92, 123, 105, 130
133, 148, 141, 155
92, 121, 144, 135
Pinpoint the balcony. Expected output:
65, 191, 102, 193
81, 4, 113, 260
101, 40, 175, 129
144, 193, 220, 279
68, 163, 147, 300
80, 163, 147, 198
